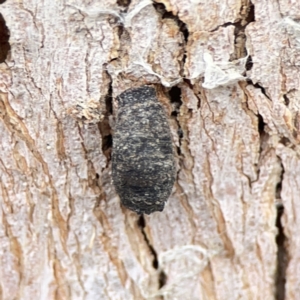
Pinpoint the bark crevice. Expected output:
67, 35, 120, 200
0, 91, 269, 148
99, 74, 113, 163
0, 13, 10, 63
153, 1, 189, 43
232, 0, 255, 60
275, 204, 287, 300
137, 215, 167, 290
153, 0, 189, 70
169, 86, 183, 157
252, 81, 271, 100
275, 163, 287, 300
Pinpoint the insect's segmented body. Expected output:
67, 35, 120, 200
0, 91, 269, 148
112, 86, 176, 214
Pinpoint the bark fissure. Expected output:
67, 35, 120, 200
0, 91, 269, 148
137, 215, 167, 290
169, 86, 183, 157
275, 163, 287, 300
153, 2, 189, 43
275, 206, 287, 300
153, 1, 189, 70
249, 80, 272, 100
233, 0, 255, 60
98, 74, 113, 163
257, 113, 266, 137
209, 1, 255, 61
0, 13, 10, 63
210, 22, 237, 33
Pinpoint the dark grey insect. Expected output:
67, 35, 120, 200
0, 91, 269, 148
112, 85, 176, 214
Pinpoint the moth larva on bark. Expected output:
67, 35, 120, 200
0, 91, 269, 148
112, 85, 176, 214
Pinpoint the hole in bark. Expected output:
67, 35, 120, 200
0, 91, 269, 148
0, 13, 10, 63
137, 215, 167, 289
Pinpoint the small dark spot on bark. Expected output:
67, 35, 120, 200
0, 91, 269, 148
117, 0, 131, 8
246, 55, 253, 70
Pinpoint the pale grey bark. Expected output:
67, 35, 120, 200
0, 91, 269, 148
0, 0, 298, 299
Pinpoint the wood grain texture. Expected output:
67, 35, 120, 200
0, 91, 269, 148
0, 0, 299, 299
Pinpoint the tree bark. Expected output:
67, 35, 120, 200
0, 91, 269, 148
0, 0, 297, 299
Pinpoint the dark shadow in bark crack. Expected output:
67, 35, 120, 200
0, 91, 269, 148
0, 13, 10, 63
275, 165, 287, 300
98, 76, 113, 163
138, 215, 167, 290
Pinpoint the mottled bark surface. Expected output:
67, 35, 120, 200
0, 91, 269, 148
0, 0, 299, 299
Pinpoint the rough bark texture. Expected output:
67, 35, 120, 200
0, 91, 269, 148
0, 0, 298, 299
